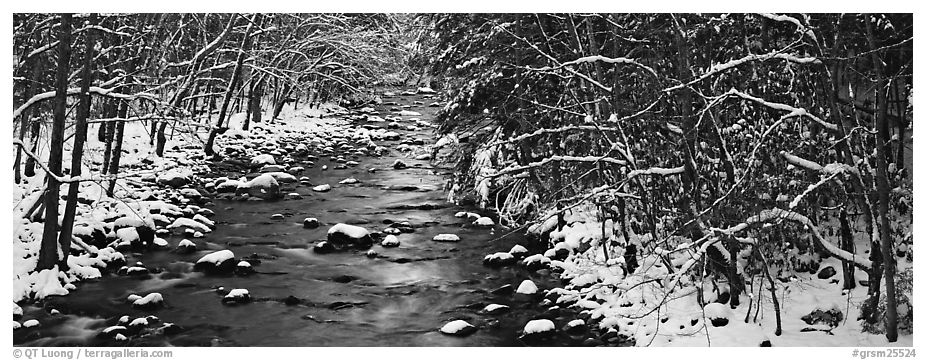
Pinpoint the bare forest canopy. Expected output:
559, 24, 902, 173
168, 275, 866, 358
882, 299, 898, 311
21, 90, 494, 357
418, 13, 912, 341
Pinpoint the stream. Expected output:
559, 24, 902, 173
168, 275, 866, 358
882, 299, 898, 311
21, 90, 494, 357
14, 90, 580, 347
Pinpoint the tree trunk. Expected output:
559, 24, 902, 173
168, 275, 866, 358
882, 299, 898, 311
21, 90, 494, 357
107, 101, 127, 196
840, 209, 856, 290
37, 13, 72, 271
58, 14, 96, 269
205, 13, 259, 156
866, 14, 898, 342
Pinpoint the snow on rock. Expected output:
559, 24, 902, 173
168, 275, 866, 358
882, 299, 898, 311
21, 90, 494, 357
259, 164, 287, 173
432, 234, 460, 242
238, 173, 281, 200
509, 244, 529, 258
523, 319, 555, 334
381, 235, 400, 247
326, 223, 373, 249
303, 218, 320, 229
312, 184, 332, 192
482, 304, 510, 315
193, 214, 215, 228
416, 86, 436, 94
392, 159, 408, 169
167, 217, 211, 234
250, 154, 276, 167
571, 273, 599, 288
13, 321, 21, 330
13, 303, 23, 319
265, 172, 297, 184
398, 110, 422, 116
194, 250, 236, 274
22, 319, 40, 328
235, 260, 255, 276
176, 239, 196, 254
483, 252, 516, 267
703, 303, 732, 327
339, 177, 359, 184
522, 254, 552, 271
156, 168, 193, 188
439, 319, 477, 337
516, 279, 539, 295
473, 216, 495, 227
132, 293, 164, 310
222, 288, 251, 305
520, 319, 556, 344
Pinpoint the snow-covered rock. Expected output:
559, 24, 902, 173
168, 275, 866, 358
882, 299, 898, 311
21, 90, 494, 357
416, 86, 436, 94
516, 279, 538, 295
509, 244, 529, 259
381, 235, 400, 247
156, 169, 193, 188
482, 304, 510, 315
235, 261, 254, 276
398, 110, 422, 116
439, 319, 477, 337
326, 223, 373, 250
237, 173, 281, 200
303, 218, 320, 229
483, 252, 516, 267
176, 239, 197, 254
392, 159, 407, 170
522, 254, 552, 271
704, 303, 732, 327
167, 217, 211, 234
519, 319, 556, 344
312, 184, 332, 192
132, 293, 164, 310
22, 319, 40, 328
250, 154, 276, 167
339, 177, 359, 185
432, 234, 460, 242
473, 216, 495, 227
222, 289, 251, 305
194, 250, 236, 274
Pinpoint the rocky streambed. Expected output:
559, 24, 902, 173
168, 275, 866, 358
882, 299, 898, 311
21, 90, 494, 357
13, 88, 630, 347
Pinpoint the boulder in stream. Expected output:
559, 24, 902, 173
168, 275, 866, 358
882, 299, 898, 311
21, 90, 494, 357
326, 223, 374, 250
194, 250, 236, 274
439, 320, 477, 337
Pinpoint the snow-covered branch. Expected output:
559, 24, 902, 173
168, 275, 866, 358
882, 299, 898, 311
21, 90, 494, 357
713, 208, 872, 271
726, 89, 838, 131
488, 155, 628, 179
13, 87, 160, 119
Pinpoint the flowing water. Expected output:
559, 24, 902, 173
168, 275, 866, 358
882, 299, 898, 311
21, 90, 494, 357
14, 90, 574, 347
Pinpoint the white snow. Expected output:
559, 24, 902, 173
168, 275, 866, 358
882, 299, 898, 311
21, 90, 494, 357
509, 245, 529, 255
523, 319, 554, 334
250, 154, 276, 166
381, 235, 400, 247
312, 184, 332, 192
473, 216, 495, 226
133, 293, 163, 307
516, 279, 538, 295
22, 319, 40, 328
167, 217, 211, 233
196, 250, 234, 265
439, 319, 474, 334
432, 234, 460, 242
339, 177, 359, 184
226, 288, 249, 298
483, 304, 509, 313
327, 223, 370, 239
398, 110, 422, 116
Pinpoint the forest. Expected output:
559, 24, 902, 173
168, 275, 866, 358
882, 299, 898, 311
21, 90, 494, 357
11, 13, 913, 348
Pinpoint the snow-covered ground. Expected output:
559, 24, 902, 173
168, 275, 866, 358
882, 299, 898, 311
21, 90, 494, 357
520, 203, 913, 346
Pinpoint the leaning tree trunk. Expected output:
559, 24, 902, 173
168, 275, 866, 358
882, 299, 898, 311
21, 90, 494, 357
205, 13, 259, 156
272, 82, 292, 119
58, 14, 96, 269
37, 13, 72, 271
